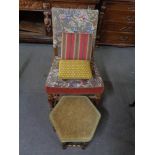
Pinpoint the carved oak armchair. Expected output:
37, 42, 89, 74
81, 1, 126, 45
45, 8, 104, 109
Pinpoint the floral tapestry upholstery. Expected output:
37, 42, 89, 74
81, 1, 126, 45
52, 8, 99, 49
45, 57, 104, 94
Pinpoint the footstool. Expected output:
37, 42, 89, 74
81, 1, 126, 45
49, 96, 101, 149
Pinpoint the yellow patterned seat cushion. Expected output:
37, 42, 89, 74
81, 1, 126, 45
58, 60, 92, 79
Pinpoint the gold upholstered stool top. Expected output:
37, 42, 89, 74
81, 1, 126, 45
49, 96, 101, 143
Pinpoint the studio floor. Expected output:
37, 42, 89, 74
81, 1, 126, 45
19, 43, 135, 155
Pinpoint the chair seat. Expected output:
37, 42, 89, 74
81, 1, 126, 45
45, 57, 104, 94
49, 96, 101, 142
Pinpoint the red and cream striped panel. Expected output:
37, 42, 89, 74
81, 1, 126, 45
61, 32, 93, 60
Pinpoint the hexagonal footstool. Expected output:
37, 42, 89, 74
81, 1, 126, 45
49, 96, 101, 149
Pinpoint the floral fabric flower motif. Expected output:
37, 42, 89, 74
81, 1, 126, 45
52, 8, 98, 48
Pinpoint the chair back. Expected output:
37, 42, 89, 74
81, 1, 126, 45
52, 8, 99, 55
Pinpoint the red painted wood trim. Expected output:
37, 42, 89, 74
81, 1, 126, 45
45, 86, 104, 94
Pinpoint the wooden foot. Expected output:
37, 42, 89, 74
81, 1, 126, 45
81, 142, 88, 149
62, 143, 67, 149
61, 142, 88, 149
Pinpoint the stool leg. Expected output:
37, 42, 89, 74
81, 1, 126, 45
81, 142, 88, 149
52, 126, 56, 132
62, 143, 67, 149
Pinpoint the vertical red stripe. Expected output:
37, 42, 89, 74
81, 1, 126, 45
70, 33, 75, 59
66, 34, 71, 59
81, 34, 85, 60
69, 33, 72, 59
83, 34, 89, 60
65, 33, 68, 59
79, 34, 83, 60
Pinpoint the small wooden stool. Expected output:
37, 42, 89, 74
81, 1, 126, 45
49, 96, 101, 149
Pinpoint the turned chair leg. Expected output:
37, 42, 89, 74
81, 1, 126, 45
48, 94, 53, 110
48, 94, 60, 110
94, 94, 102, 106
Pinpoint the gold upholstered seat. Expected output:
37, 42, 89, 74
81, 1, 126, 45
49, 96, 101, 143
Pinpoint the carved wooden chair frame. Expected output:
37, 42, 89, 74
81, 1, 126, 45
43, 4, 104, 110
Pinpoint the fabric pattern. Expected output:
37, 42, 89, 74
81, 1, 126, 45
52, 8, 99, 49
61, 32, 93, 60
59, 60, 92, 79
45, 57, 104, 89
